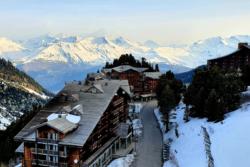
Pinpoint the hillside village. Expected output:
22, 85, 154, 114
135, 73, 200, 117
0, 40, 250, 167
0, 42, 248, 167
1, 0, 250, 167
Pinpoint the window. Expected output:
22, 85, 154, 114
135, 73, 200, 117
48, 132, 58, 140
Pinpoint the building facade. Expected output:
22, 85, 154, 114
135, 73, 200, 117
207, 43, 250, 71
102, 65, 161, 99
15, 80, 132, 167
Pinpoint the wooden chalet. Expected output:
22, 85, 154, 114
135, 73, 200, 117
207, 43, 250, 71
143, 72, 161, 93
14, 79, 133, 167
102, 65, 161, 99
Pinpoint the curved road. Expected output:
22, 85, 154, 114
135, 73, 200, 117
134, 100, 163, 167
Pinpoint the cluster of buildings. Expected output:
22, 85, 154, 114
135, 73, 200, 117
14, 65, 162, 167
102, 65, 161, 100
208, 43, 250, 71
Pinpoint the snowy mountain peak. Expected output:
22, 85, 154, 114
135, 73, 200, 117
91, 36, 110, 45
0, 38, 24, 54
1, 34, 250, 91
112, 36, 132, 47
144, 40, 160, 48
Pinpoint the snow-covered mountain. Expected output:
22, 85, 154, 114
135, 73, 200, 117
0, 38, 24, 54
0, 34, 250, 92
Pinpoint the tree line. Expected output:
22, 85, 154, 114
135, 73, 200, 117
157, 66, 248, 131
184, 67, 243, 122
104, 54, 159, 72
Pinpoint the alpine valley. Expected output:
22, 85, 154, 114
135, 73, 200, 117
1, 34, 250, 92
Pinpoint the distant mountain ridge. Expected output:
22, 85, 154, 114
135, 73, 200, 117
0, 34, 249, 92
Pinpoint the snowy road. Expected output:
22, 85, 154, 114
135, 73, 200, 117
134, 100, 163, 167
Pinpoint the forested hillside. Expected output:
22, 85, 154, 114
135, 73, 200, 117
0, 58, 52, 130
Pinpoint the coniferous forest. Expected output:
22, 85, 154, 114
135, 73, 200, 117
184, 66, 244, 122
104, 54, 160, 72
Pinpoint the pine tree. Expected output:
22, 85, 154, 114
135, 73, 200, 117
155, 64, 160, 72
158, 85, 176, 131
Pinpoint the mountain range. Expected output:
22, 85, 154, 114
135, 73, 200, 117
0, 34, 250, 92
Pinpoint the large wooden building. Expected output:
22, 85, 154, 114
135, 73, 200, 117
207, 43, 250, 71
15, 79, 132, 167
102, 65, 161, 98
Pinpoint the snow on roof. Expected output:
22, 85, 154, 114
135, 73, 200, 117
47, 113, 81, 124
72, 104, 83, 114
15, 142, 24, 153
15, 79, 131, 147
41, 117, 78, 134
93, 84, 104, 93
111, 65, 148, 73
85, 84, 104, 93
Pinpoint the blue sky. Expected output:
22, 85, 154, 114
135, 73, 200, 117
0, 0, 250, 44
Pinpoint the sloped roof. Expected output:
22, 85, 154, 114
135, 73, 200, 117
104, 65, 148, 73
36, 117, 78, 134
15, 142, 24, 153
15, 79, 131, 147
93, 84, 104, 93
144, 72, 162, 79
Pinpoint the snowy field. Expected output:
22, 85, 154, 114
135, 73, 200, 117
155, 101, 250, 167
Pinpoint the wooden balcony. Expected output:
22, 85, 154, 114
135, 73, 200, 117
31, 148, 67, 157
37, 138, 58, 144
32, 159, 68, 167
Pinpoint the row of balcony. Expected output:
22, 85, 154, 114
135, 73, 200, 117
31, 148, 67, 157
32, 159, 67, 167
37, 138, 59, 144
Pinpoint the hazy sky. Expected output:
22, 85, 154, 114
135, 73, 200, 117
0, 0, 250, 44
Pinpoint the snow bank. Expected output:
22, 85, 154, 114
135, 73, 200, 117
107, 154, 134, 167
154, 109, 165, 134
134, 103, 142, 113
155, 101, 250, 167
132, 119, 143, 137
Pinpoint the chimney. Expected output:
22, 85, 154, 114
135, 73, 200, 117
238, 42, 248, 49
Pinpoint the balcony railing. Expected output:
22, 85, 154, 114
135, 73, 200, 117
32, 159, 58, 166
31, 148, 67, 157
31, 148, 59, 156
32, 159, 68, 167
37, 138, 58, 144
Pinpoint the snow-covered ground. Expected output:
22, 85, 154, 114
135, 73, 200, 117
134, 103, 143, 113
107, 154, 134, 167
155, 101, 250, 167
132, 119, 143, 137
0, 106, 12, 129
